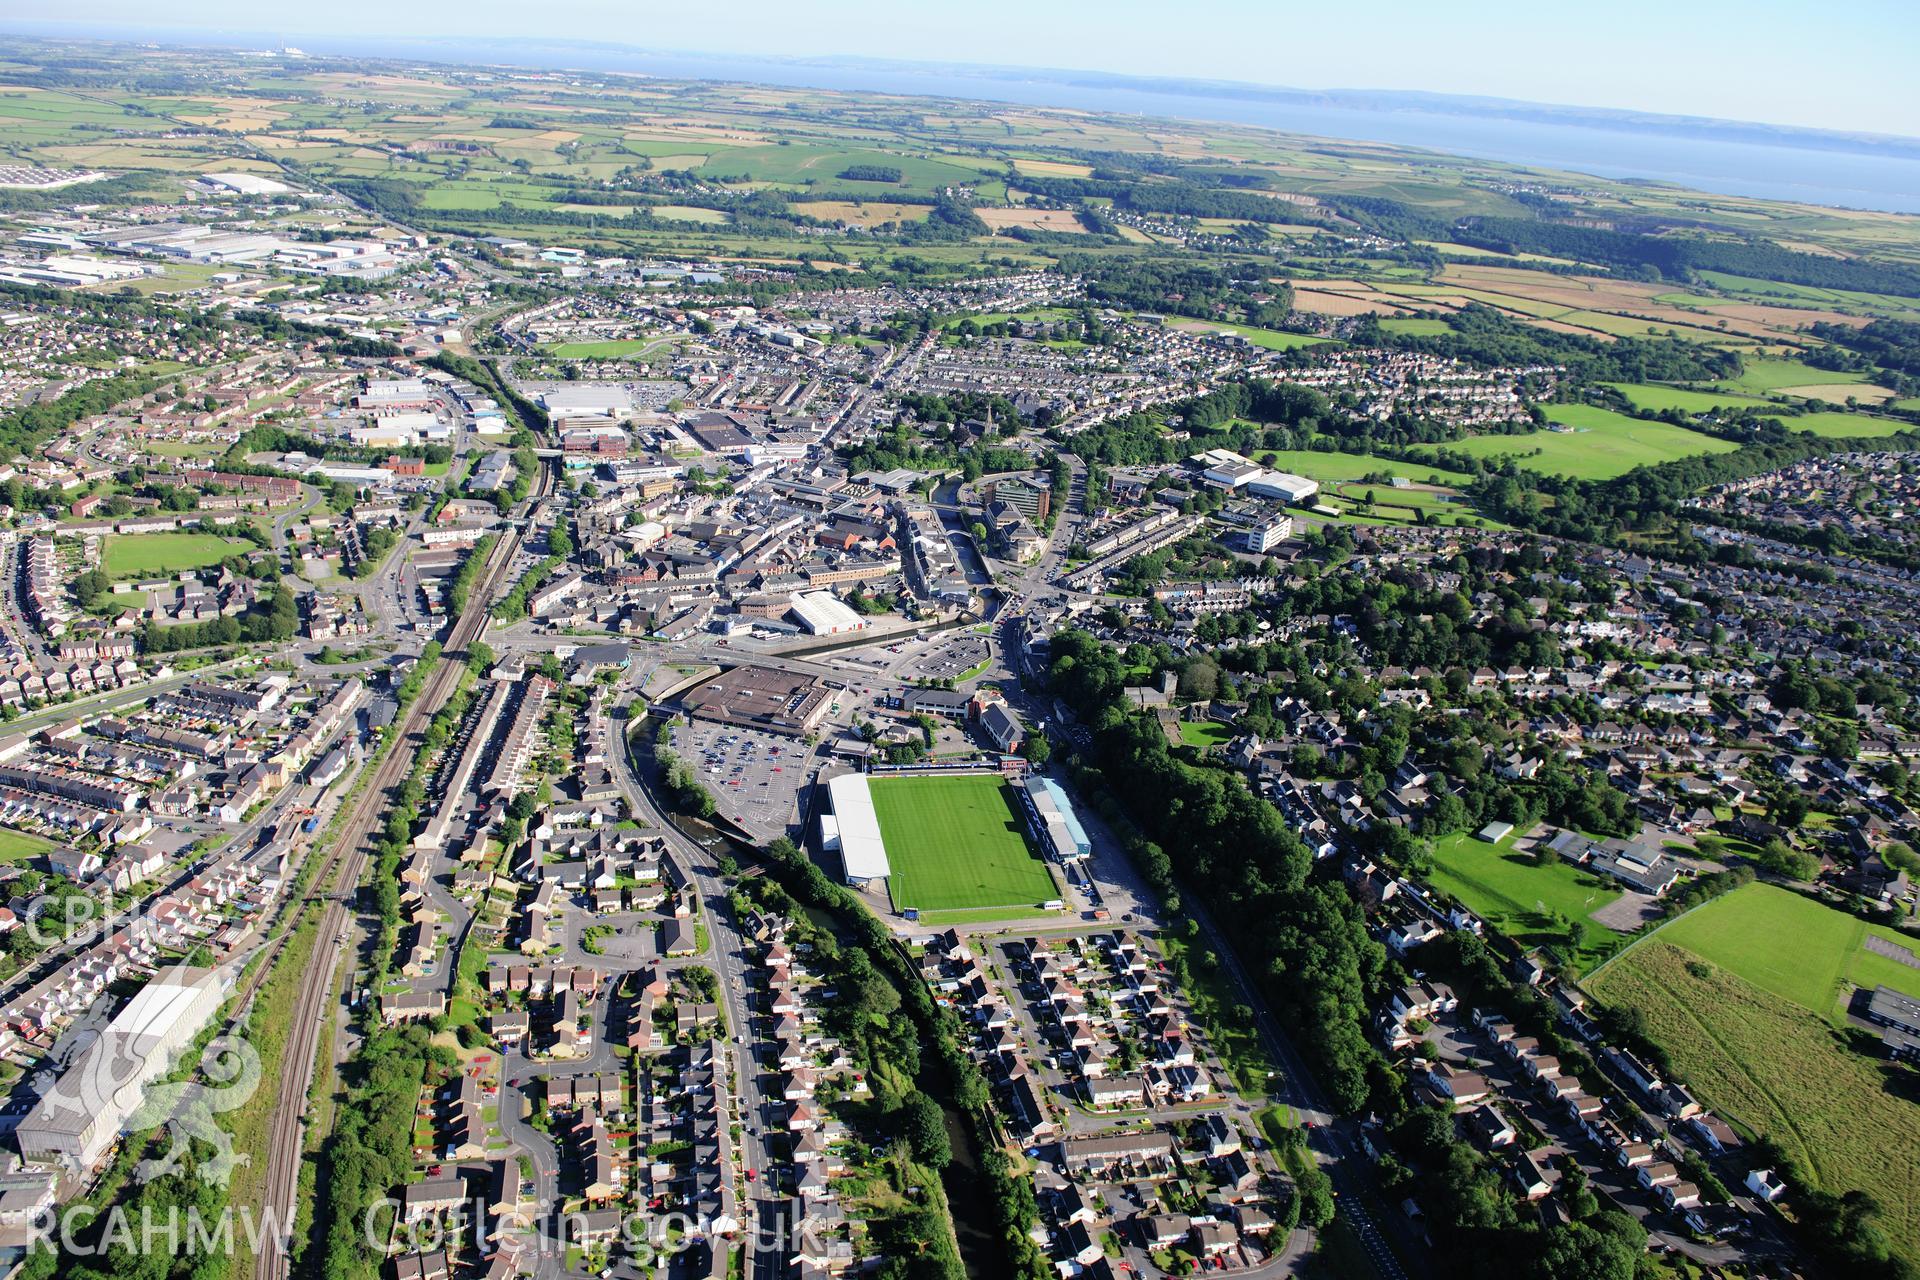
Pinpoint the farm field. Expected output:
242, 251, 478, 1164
648, 205, 730, 224
976, 207, 1089, 234
1717, 357, 1873, 394
1376, 317, 1454, 336
1603, 382, 1771, 414
1428, 828, 1626, 973
101, 531, 251, 578
791, 200, 931, 227
870, 775, 1058, 913
1445, 404, 1737, 480
1772, 410, 1913, 439
1589, 942, 1920, 1267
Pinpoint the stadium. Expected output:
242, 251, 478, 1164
822, 769, 1086, 917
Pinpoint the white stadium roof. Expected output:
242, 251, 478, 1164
827, 773, 890, 883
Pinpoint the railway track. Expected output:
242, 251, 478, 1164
250, 463, 550, 1280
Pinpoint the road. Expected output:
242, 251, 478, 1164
249, 458, 552, 1280
607, 696, 791, 1280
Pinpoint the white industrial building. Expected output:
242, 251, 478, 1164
788, 591, 868, 636
542, 385, 634, 420
826, 773, 890, 887
202, 172, 294, 196
15, 966, 230, 1171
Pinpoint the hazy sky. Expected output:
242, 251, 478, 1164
18, 0, 1920, 136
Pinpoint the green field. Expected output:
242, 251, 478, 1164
1172, 320, 1332, 351
1591, 942, 1920, 1266
101, 531, 251, 578
543, 339, 653, 359
870, 775, 1059, 913
1376, 317, 1454, 337
1603, 382, 1771, 415
1771, 410, 1913, 439
1252, 448, 1473, 487
0, 827, 52, 865
1718, 357, 1872, 394
1445, 404, 1737, 480
1428, 828, 1626, 972
1620, 881, 1920, 1012
1178, 720, 1235, 748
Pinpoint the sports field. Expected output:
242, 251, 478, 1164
1428, 827, 1626, 973
869, 774, 1058, 913
544, 339, 651, 359
1445, 404, 1737, 480
1614, 881, 1920, 1011
101, 531, 251, 578
0, 827, 51, 865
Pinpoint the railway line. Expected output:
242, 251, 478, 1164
249, 460, 551, 1280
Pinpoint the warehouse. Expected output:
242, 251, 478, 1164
825, 773, 890, 888
541, 385, 633, 420
787, 591, 868, 637
15, 966, 229, 1171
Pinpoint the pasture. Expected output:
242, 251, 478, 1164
1604, 382, 1770, 415
870, 775, 1059, 914
102, 531, 251, 578
1590, 942, 1920, 1268
1718, 357, 1872, 394
1445, 404, 1737, 480
1428, 828, 1626, 973
1377, 317, 1454, 336
1773, 410, 1912, 439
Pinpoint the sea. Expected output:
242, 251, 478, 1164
11, 26, 1920, 214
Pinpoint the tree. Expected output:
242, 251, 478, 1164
900, 1092, 952, 1167
1022, 734, 1052, 767
1292, 1162, 1335, 1230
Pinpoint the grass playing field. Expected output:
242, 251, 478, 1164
101, 531, 251, 578
1445, 404, 1737, 480
869, 774, 1059, 913
543, 339, 652, 359
1428, 827, 1626, 973
0, 827, 52, 865
1252, 448, 1474, 488
1609, 881, 1920, 1011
